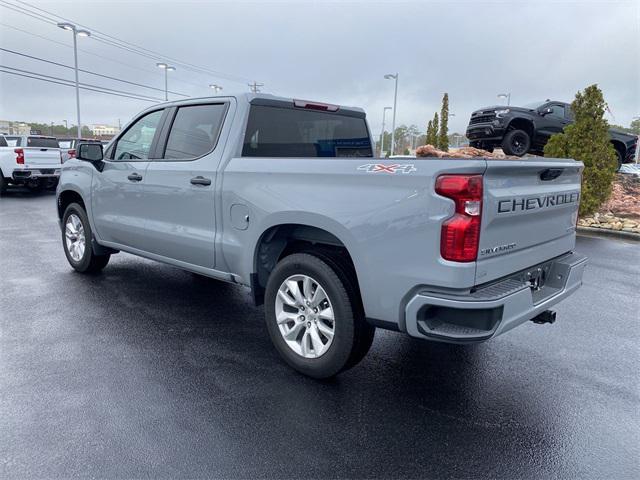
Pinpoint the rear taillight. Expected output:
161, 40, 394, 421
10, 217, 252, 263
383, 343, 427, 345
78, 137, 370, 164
15, 148, 24, 164
68, 149, 76, 159
436, 174, 483, 262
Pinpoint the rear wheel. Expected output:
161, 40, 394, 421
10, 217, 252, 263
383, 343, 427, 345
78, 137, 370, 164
502, 129, 531, 156
62, 203, 110, 273
264, 252, 374, 378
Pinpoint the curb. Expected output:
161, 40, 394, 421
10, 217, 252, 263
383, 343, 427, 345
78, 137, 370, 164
577, 226, 640, 242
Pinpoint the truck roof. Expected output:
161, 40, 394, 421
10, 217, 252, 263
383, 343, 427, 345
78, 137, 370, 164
138, 92, 366, 117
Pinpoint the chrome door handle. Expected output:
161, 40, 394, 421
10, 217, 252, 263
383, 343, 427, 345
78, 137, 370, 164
127, 173, 143, 182
190, 176, 211, 186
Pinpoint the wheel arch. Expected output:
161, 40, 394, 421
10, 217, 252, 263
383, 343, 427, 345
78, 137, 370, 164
506, 117, 535, 138
57, 189, 87, 220
250, 219, 360, 306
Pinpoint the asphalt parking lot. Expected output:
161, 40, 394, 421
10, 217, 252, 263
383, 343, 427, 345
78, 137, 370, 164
1, 190, 639, 479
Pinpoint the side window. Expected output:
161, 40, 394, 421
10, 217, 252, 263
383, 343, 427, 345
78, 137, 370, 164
163, 104, 226, 160
113, 110, 163, 161
549, 104, 566, 119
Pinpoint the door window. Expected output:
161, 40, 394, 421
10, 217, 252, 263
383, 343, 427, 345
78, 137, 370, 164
548, 104, 566, 119
113, 110, 163, 160
163, 104, 227, 160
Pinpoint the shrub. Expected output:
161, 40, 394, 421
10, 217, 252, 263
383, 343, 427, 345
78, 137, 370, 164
543, 84, 617, 216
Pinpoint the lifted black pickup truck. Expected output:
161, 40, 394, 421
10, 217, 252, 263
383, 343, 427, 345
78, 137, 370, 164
466, 100, 638, 169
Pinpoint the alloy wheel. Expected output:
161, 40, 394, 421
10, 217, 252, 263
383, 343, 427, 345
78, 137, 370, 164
274, 274, 335, 358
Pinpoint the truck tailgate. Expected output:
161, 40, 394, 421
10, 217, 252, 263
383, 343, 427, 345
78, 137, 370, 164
475, 158, 583, 285
23, 148, 61, 168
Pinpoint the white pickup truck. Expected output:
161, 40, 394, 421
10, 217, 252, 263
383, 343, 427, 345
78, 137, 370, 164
0, 135, 62, 194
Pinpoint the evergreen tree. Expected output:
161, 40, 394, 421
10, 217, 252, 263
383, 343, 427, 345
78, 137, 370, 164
432, 113, 439, 146
438, 93, 449, 151
544, 84, 617, 216
426, 120, 434, 145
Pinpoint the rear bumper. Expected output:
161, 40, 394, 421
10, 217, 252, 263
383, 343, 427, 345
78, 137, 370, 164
404, 252, 587, 343
12, 168, 61, 181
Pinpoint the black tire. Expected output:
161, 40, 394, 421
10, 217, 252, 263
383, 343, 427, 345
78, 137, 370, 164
62, 202, 110, 273
502, 129, 531, 156
0, 173, 7, 197
469, 141, 481, 149
614, 149, 623, 172
264, 252, 373, 378
306, 249, 375, 370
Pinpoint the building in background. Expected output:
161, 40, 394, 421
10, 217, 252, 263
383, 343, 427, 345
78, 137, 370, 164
91, 124, 120, 137
0, 120, 31, 136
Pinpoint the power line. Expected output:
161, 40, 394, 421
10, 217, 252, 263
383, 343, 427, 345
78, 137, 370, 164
0, 46, 190, 97
0, 65, 163, 102
5, 0, 258, 84
0, 22, 208, 90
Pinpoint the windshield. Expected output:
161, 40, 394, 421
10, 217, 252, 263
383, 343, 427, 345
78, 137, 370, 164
522, 101, 546, 109
58, 140, 73, 149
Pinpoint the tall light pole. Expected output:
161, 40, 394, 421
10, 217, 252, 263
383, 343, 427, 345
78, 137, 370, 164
57, 23, 90, 138
384, 73, 399, 155
497, 92, 511, 106
156, 63, 176, 101
209, 84, 223, 93
380, 106, 392, 156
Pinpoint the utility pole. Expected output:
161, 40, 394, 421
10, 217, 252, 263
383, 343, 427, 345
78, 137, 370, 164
384, 73, 399, 155
156, 63, 176, 101
248, 81, 264, 93
57, 23, 90, 138
380, 106, 392, 156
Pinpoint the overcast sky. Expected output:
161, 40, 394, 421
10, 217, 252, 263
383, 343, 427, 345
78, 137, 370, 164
0, 0, 638, 134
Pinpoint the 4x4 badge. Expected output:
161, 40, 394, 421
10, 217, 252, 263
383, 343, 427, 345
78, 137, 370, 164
358, 164, 416, 174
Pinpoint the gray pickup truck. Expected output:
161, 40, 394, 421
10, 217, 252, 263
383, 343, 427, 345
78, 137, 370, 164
56, 93, 587, 378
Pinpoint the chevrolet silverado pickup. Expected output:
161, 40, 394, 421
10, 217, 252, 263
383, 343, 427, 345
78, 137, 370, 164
56, 94, 587, 378
0, 135, 61, 194
466, 100, 638, 169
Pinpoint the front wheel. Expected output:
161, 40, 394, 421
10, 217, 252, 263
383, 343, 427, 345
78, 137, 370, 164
502, 129, 531, 156
264, 253, 374, 378
62, 203, 110, 273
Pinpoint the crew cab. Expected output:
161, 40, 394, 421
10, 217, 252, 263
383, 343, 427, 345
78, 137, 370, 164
466, 100, 638, 169
56, 94, 587, 378
0, 135, 61, 195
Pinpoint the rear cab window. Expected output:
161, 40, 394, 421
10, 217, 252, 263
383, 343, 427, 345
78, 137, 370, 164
0, 136, 7, 147
242, 103, 372, 157
5, 136, 20, 147
27, 137, 59, 148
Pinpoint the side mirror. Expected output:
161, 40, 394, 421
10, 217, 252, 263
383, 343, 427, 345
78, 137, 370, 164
539, 107, 553, 116
77, 142, 103, 162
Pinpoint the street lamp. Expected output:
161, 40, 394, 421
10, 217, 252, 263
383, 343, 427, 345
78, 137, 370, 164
384, 73, 399, 155
209, 84, 223, 93
497, 92, 511, 106
57, 22, 90, 138
156, 63, 176, 101
380, 106, 392, 156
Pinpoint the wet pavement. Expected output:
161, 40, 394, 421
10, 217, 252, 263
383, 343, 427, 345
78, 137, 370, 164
1, 190, 639, 479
